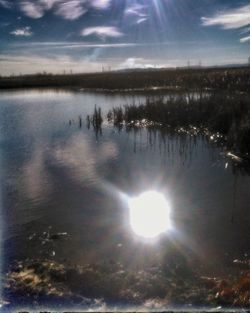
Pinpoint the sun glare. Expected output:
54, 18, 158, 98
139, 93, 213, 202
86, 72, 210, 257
129, 191, 171, 239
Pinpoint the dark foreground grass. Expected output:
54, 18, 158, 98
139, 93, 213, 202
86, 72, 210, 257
3, 256, 250, 310
106, 93, 250, 155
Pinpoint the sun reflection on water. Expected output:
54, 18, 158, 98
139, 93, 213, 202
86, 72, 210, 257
128, 191, 172, 239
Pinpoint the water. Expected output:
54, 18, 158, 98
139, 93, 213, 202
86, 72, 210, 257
0, 89, 250, 309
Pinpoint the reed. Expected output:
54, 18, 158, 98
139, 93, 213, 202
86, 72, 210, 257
105, 93, 250, 154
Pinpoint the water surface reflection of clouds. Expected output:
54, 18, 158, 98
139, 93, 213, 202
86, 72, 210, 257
19, 134, 118, 200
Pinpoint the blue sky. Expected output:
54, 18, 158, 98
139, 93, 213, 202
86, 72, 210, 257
0, 0, 250, 75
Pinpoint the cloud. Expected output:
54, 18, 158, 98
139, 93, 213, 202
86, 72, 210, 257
40, 0, 61, 10
81, 26, 123, 39
20, 1, 44, 18
91, 0, 111, 10
201, 5, 250, 29
10, 26, 33, 37
55, 1, 87, 20
124, 3, 148, 25
136, 17, 147, 24
202, 5, 250, 43
20, 0, 87, 20
1, 22, 10, 27
0, 52, 168, 76
119, 57, 163, 69
125, 3, 147, 18
0, 54, 110, 75
240, 35, 250, 43
18, 0, 109, 20
240, 26, 250, 35
0, 0, 11, 9
8, 42, 143, 51
10, 41, 143, 50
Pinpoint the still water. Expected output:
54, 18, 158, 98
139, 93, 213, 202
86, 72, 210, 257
0, 90, 250, 309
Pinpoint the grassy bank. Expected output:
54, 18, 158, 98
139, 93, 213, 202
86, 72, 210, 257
1, 67, 250, 92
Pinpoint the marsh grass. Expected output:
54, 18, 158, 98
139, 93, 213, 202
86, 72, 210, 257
1, 67, 250, 92
104, 93, 250, 155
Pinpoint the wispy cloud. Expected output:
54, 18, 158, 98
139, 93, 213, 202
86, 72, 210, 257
125, 3, 147, 18
0, 0, 11, 9
55, 1, 87, 20
19, 0, 109, 20
81, 26, 123, 39
10, 26, 33, 37
136, 17, 147, 25
240, 35, 250, 43
201, 5, 250, 29
202, 5, 250, 43
91, 0, 111, 10
40, 0, 61, 10
20, 1, 44, 18
17, 42, 140, 47
240, 26, 250, 35
20, 0, 86, 20
6, 42, 144, 53
1, 22, 10, 27
124, 3, 148, 25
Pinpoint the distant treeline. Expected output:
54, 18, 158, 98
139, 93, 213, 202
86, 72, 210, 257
1, 67, 250, 91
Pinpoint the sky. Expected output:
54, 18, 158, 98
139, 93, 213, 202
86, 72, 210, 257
0, 0, 250, 75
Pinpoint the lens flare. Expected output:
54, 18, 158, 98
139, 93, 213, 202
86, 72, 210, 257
129, 191, 171, 238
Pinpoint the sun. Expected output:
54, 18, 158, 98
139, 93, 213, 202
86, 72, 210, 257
128, 191, 171, 239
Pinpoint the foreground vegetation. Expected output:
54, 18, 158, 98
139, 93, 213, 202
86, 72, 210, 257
3, 255, 250, 310
1, 66, 250, 92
